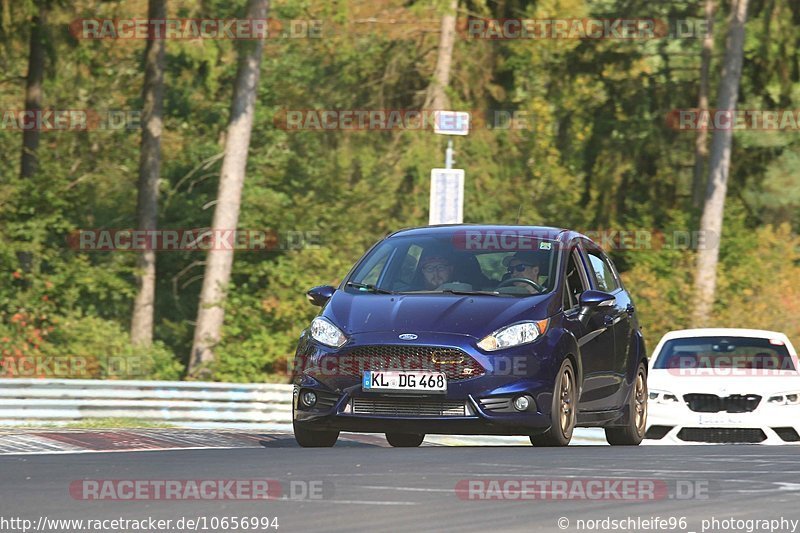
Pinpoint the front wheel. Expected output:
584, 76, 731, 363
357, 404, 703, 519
386, 433, 425, 447
530, 359, 577, 447
293, 421, 339, 448
605, 362, 647, 446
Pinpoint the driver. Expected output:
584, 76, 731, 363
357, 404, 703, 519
420, 255, 455, 290
502, 251, 546, 293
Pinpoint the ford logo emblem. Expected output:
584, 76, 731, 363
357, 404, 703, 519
398, 333, 418, 340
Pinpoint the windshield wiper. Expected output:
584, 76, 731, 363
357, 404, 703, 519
346, 282, 395, 294
438, 289, 506, 297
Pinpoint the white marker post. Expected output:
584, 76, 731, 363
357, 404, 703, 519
430, 111, 469, 225
429, 168, 465, 225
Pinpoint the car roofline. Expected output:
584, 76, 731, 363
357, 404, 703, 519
386, 224, 571, 240
658, 328, 791, 341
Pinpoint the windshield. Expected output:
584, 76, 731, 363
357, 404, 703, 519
347, 233, 560, 296
654, 336, 796, 372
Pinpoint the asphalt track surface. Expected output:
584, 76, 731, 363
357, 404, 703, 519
1, 433, 799, 533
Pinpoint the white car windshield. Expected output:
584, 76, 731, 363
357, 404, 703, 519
654, 336, 796, 372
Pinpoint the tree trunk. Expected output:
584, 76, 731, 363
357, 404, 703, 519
691, 0, 715, 208
423, 0, 458, 110
20, 0, 46, 179
692, 0, 749, 326
187, 0, 268, 378
2, 0, 11, 36
130, 0, 167, 347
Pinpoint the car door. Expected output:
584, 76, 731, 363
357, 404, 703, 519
582, 241, 629, 409
561, 243, 617, 411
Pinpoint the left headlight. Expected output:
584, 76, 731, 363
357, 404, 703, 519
767, 392, 800, 406
477, 319, 549, 352
310, 317, 348, 348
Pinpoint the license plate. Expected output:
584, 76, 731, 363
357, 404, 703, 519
362, 371, 447, 393
698, 414, 744, 426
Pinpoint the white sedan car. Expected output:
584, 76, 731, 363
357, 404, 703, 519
645, 328, 800, 444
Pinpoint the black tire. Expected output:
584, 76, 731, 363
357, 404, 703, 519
530, 359, 577, 447
605, 362, 647, 446
385, 433, 425, 447
293, 421, 339, 448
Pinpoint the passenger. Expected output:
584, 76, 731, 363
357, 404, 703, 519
502, 251, 546, 293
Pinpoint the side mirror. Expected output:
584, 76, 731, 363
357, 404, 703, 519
306, 285, 335, 307
579, 290, 615, 308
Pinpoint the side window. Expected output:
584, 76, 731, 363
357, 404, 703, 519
356, 248, 392, 285
586, 249, 620, 292
563, 250, 587, 311
397, 245, 423, 284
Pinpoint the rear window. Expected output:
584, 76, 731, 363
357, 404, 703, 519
654, 336, 796, 371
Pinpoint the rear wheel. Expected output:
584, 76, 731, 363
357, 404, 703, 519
293, 421, 339, 448
605, 362, 647, 446
530, 359, 576, 447
386, 433, 425, 447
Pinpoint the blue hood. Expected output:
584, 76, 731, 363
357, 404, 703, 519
323, 291, 556, 339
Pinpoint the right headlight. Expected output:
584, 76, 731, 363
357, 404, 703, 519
310, 317, 347, 348
477, 319, 549, 352
648, 389, 680, 404
767, 392, 800, 406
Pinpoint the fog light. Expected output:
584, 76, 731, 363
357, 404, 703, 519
301, 391, 317, 408
513, 395, 531, 412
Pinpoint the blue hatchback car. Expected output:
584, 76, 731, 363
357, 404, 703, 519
292, 225, 648, 447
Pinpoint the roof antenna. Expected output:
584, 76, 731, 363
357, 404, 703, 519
515, 202, 523, 225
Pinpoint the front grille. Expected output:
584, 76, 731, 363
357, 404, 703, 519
337, 345, 485, 381
677, 427, 766, 443
351, 397, 467, 417
683, 393, 761, 413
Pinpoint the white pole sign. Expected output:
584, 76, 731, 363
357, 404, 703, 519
429, 168, 464, 225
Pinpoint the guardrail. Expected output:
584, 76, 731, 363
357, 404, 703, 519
0, 379, 606, 444
0, 378, 294, 426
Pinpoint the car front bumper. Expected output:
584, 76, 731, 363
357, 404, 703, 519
291, 330, 564, 436
645, 403, 800, 445
292, 381, 554, 436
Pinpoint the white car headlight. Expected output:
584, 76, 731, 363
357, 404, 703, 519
767, 392, 800, 406
648, 390, 680, 404
310, 317, 347, 348
477, 319, 549, 352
